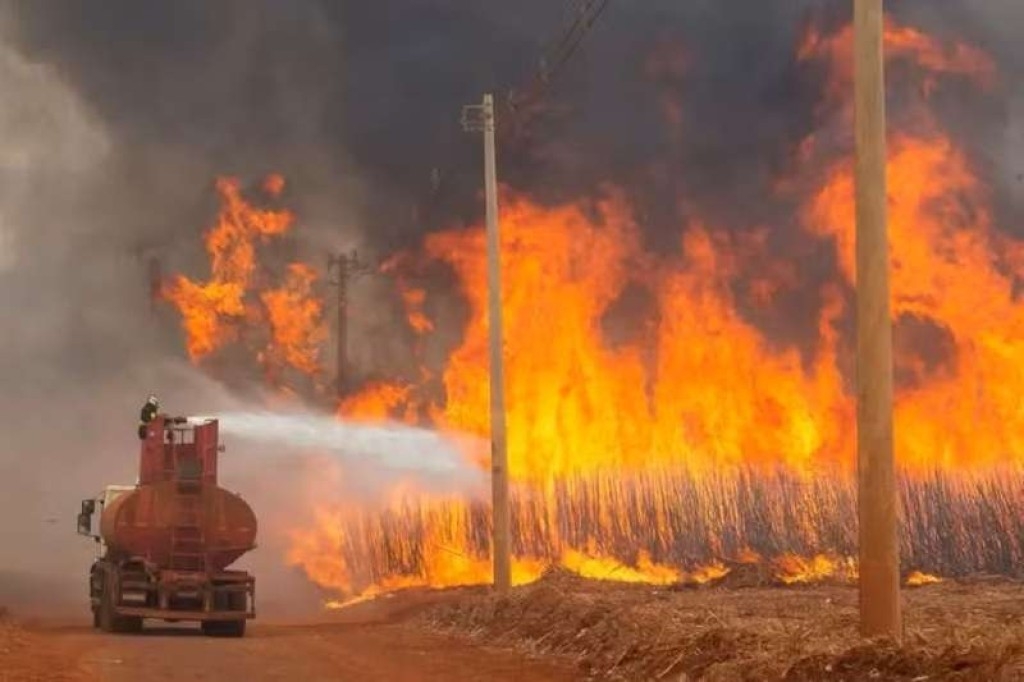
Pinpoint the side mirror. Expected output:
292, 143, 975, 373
77, 511, 91, 536
77, 499, 96, 536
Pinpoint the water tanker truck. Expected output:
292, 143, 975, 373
76, 414, 257, 636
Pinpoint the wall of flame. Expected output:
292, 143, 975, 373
162, 17, 1021, 600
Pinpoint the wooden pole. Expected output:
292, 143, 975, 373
335, 253, 349, 400
854, 0, 902, 639
329, 250, 366, 400
483, 93, 512, 592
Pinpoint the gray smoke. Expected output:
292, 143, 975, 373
0, 4, 373, 616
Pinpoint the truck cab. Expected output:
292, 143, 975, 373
78, 485, 136, 549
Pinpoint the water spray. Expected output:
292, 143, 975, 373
191, 411, 485, 483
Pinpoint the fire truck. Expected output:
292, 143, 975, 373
77, 415, 257, 636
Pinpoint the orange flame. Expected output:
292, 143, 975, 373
260, 263, 328, 376
805, 133, 1024, 470
163, 176, 327, 388
338, 380, 417, 423
162, 177, 293, 360
798, 17, 996, 104
281, 20, 1012, 598
774, 554, 857, 585
905, 570, 942, 587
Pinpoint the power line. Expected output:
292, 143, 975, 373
500, 0, 611, 145
422, 1, 612, 220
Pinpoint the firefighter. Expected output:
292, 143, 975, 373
138, 395, 159, 440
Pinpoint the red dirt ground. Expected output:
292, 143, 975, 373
4, 575, 1023, 681
0, 593, 573, 682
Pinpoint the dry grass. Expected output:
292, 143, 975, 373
311, 468, 1024, 593
419, 571, 1024, 681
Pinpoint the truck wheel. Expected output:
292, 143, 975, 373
97, 568, 142, 634
201, 619, 245, 638
116, 616, 143, 634
98, 584, 115, 633
222, 619, 246, 638
92, 608, 100, 629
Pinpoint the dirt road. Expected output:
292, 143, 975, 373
2, 591, 575, 682
48, 622, 571, 681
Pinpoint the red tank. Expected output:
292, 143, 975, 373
100, 480, 257, 572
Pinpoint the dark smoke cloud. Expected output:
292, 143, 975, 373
5, 1, 1020, 249
0, 1, 834, 254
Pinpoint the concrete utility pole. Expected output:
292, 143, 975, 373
462, 93, 512, 593
854, 0, 902, 639
327, 250, 373, 400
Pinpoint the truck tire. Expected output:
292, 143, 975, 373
117, 616, 144, 634
201, 619, 246, 638
98, 580, 115, 633
222, 619, 246, 638
98, 567, 143, 634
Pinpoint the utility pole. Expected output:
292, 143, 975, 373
462, 94, 511, 593
327, 250, 373, 400
854, 0, 902, 639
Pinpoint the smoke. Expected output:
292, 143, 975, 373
5, 1, 1022, 241
0, 3, 366, 616
892, 0, 1024, 231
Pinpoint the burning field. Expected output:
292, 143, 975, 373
155, 10, 1024, 616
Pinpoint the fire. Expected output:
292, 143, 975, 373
159, 18, 1020, 601
561, 546, 680, 585
905, 571, 942, 587
774, 554, 857, 586
260, 263, 327, 377
798, 17, 996, 106
338, 380, 417, 423
289, 502, 712, 600
399, 285, 433, 335
805, 134, 1024, 471
161, 177, 291, 360
162, 175, 327, 388
366, 196, 848, 478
